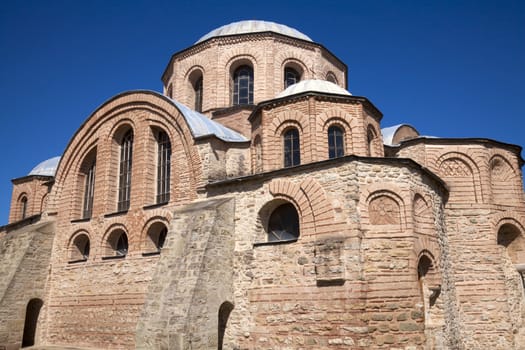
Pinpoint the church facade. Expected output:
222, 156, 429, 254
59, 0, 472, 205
1, 20, 524, 350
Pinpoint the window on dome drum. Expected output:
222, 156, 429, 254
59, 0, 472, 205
328, 125, 345, 158
20, 196, 28, 220
367, 127, 376, 156
118, 130, 133, 211
156, 131, 171, 204
283, 128, 300, 167
326, 72, 338, 84
232, 65, 253, 105
194, 76, 203, 112
268, 203, 300, 242
82, 159, 96, 219
284, 67, 300, 88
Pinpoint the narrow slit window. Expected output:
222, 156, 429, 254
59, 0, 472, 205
283, 128, 300, 167
328, 125, 344, 158
156, 131, 171, 204
194, 76, 203, 112
118, 130, 133, 211
83, 159, 96, 219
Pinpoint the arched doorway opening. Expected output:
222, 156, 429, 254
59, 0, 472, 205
22, 298, 43, 347
218, 301, 234, 350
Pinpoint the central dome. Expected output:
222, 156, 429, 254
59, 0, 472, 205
196, 20, 312, 44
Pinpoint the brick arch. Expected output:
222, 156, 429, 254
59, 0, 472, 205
268, 177, 335, 239
489, 154, 520, 205
361, 184, 410, 231
413, 193, 434, 235
66, 229, 92, 262
413, 236, 441, 269
318, 63, 345, 87
493, 214, 525, 238
276, 50, 314, 80
366, 124, 380, 157
50, 92, 203, 217
267, 110, 308, 169
220, 50, 263, 105
494, 215, 525, 265
140, 213, 171, 253
435, 152, 482, 203
318, 108, 360, 158
100, 222, 130, 255
182, 64, 205, 109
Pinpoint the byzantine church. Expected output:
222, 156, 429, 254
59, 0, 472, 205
1, 20, 525, 350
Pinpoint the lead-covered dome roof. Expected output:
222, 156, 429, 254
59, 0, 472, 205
276, 80, 351, 98
28, 156, 61, 176
196, 20, 312, 44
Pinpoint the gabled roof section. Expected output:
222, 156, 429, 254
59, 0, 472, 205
170, 99, 248, 143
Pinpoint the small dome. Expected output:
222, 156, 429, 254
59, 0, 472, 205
196, 20, 312, 44
28, 156, 61, 176
276, 80, 351, 98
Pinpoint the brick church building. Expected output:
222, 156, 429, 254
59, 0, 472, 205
1, 20, 524, 349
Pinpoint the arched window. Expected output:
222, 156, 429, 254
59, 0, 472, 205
156, 130, 171, 204
268, 203, 300, 242
194, 76, 203, 112
367, 126, 376, 156
105, 229, 129, 257
232, 65, 253, 105
283, 128, 300, 167
118, 130, 133, 211
326, 72, 338, 84
20, 196, 28, 220
82, 158, 96, 219
167, 84, 173, 98
146, 222, 168, 252
328, 125, 344, 158
284, 67, 300, 88
116, 233, 128, 256
70, 233, 90, 261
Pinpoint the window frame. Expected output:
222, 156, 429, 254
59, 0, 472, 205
283, 128, 300, 167
117, 129, 133, 212
232, 65, 254, 106
328, 125, 345, 159
156, 130, 171, 204
284, 67, 300, 89
82, 158, 96, 219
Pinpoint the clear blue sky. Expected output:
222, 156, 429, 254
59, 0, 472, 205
0, 0, 523, 224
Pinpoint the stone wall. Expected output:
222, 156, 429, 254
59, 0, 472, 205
207, 156, 454, 349
0, 220, 55, 349
136, 198, 235, 349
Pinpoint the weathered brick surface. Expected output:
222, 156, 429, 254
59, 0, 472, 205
1, 22, 525, 350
